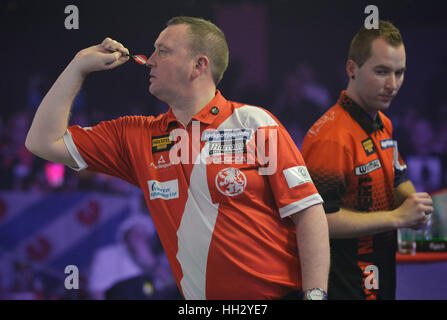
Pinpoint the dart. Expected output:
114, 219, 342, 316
107, 48, 148, 65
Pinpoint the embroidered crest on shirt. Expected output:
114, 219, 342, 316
215, 167, 247, 196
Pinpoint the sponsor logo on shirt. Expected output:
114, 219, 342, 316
201, 129, 253, 141
215, 167, 247, 196
380, 139, 394, 150
152, 135, 174, 153
208, 139, 246, 155
148, 179, 179, 200
362, 138, 375, 156
150, 155, 175, 169
355, 159, 382, 176
207, 154, 246, 164
151, 121, 277, 175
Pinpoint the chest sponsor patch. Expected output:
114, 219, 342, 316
201, 129, 253, 141
215, 167, 247, 196
380, 139, 394, 150
148, 179, 179, 200
152, 135, 174, 153
208, 139, 247, 155
355, 159, 382, 176
362, 138, 375, 156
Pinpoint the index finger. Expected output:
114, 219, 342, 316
114, 41, 130, 56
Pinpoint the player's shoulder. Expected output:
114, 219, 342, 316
227, 100, 281, 129
305, 104, 352, 141
378, 111, 393, 131
111, 114, 160, 130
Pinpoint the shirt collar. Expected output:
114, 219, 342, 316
191, 90, 227, 125
338, 90, 384, 135
163, 90, 227, 129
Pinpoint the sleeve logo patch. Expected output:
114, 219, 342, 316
283, 166, 313, 189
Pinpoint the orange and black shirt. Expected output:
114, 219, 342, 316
302, 91, 408, 300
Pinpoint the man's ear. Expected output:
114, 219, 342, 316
191, 55, 210, 79
346, 59, 358, 80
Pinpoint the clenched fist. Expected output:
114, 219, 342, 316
393, 192, 433, 230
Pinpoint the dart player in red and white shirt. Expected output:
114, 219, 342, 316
25, 16, 330, 300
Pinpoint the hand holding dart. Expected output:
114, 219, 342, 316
107, 48, 148, 65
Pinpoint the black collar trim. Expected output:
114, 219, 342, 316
338, 92, 384, 134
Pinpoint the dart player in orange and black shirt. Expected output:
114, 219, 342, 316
301, 21, 434, 300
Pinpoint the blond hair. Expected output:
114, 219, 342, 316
167, 16, 229, 86
348, 20, 403, 67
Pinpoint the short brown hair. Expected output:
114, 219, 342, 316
348, 21, 403, 68
167, 16, 229, 86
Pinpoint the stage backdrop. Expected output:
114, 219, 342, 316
0, 191, 141, 299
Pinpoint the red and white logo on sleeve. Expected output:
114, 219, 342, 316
215, 167, 247, 196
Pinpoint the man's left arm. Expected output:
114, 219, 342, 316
290, 203, 330, 294
260, 123, 330, 294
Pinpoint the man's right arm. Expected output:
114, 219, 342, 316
326, 191, 433, 239
301, 138, 433, 239
25, 38, 130, 167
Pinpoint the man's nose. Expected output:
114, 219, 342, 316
146, 51, 156, 68
385, 74, 397, 91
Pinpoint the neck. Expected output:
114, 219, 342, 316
345, 85, 378, 119
171, 86, 216, 126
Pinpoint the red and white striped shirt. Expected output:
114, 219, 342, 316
63, 90, 323, 299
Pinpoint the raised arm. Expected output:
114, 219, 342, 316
25, 38, 130, 166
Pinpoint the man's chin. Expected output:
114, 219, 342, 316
149, 86, 168, 104
378, 101, 392, 110
369, 99, 392, 112
377, 96, 395, 108
149, 85, 158, 98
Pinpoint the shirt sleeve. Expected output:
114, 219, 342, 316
258, 125, 323, 219
63, 117, 139, 186
393, 140, 409, 187
301, 138, 352, 214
